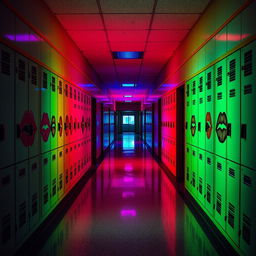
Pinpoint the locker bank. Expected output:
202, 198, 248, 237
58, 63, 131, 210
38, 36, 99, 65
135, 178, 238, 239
0, 0, 255, 255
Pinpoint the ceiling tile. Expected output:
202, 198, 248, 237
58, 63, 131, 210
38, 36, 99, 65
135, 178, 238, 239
146, 42, 179, 52
152, 14, 200, 30
57, 14, 103, 30
108, 30, 148, 42
44, 0, 99, 13
110, 42, 146, 51
79, 42, 109, 52
148, 30, 188, 42
68, 30, 107, 42
100, 0, 154, 13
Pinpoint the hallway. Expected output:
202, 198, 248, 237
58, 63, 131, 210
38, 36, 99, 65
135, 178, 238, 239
36, 133, 220, 256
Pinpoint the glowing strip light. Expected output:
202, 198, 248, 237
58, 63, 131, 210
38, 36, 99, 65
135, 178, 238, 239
121, 83, 136, 87
123, 95, 132, 98
113, 51, 143, 59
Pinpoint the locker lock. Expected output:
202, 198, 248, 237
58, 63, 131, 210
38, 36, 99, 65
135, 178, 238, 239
227, 123, 231, 137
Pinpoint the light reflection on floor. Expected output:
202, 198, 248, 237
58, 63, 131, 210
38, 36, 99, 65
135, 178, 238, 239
37, 133, 221, 256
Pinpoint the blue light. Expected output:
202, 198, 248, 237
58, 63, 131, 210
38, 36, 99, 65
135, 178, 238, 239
113, 51, 143, 59
123, 95, 132, 98
122, 83, 136, 87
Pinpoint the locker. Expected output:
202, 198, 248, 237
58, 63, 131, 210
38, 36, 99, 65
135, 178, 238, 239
41, 152, 51, 217
64, 145, 70, 194
214, 58, 227, 158
64, 82, 70, 145
190, 146, 198, 197
40, 68, 51, 153
50, 73, 58, 149
197, 72, 206, 149
69, 85, 74, 143
226, 161, 240, 246
205, 152, 214, 216
57, 78, 64, 147
28, 61, 40, 158
0, 44, 15, 168
205, 66, 215, 153
15, 54, 29, 162
185, 80, 191, 145
0, 167, 15, 255
51, 150, 58, 207
240, 167, 256, 255
226, 50, 241, 163
69, 144, 74, 189
190, 76, 198, 146
15, 161, 29, 245
214, 156, 227, 231
241, 41, 256, 170
28, 156, 40, 231
57, 147, 64, 200
197, 149, 206, 207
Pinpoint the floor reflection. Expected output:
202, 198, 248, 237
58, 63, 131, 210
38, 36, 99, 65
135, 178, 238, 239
37, 133, 221, 256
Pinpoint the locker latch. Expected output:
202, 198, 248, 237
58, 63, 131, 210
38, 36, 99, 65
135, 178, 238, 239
198, 122, 201, 132
241, 124, 247, 139
227, 123, 231, 136
0, 124, 5, 141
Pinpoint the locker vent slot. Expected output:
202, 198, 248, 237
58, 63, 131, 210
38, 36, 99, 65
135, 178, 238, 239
217, 162, 222, 171
244, 84, 252, 95
199, 153, 202, 160
207, 184, 211, 203
243, 175, 251, 186
18, 59, 26, 81
31, 193, 38, 216
43, 72, 47, 89
228, 168, 235, 178
217, 92, 222, 100
59, 174, 63, 190
19, 168, 26, 177
65, 84, 68, 97
217, 66, 222, 86
192, 99, 195, 105
228, 203, 235, 228
1, 50, 10, 75
2, 175, 10, 185
65, 171, 68, 184
229, 89, 236, 98
192, 82, 196, 95
32, 163, 37, 170
192, 172, 195, 187
242, 214, 251, 244
216, 192, 222, 215
186, 84, 190, 97
207, 95, 212, 102
31, 66, 37, 85
52, 178, 57, 196
199, 177, 203, 194
199, 84, 203, 93
207, 157, 211, 165
69, 86, 72, 98
43, 185, 48, 204
1, 214, 11, 244
58, 81, 62, 94
207, 72, 212, 89
19, 201, 26, 228
244, 50, 252, 76
186, 147, 189, 153
51, 77, 56, 92
74, 89, 76, 100
229, 59, 236, 82
199, 98, 203, 104
192, 150, 195, 156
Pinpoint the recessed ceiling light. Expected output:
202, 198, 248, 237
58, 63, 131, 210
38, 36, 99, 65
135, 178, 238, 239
125, 100, 132, 102
113, 51, 143, 59
121, 83, 136, 87
123, 95, 132, 98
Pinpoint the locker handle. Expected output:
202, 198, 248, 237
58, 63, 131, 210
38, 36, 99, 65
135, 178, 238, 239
0, 124, 5, 141
227, 123, 231, 136
241, 124, 247, 139
198, 122, 201, 132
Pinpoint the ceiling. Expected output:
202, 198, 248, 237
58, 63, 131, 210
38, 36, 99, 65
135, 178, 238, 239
44, 0, 210, 103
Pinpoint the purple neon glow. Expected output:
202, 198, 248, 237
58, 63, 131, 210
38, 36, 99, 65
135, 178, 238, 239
5, 34, 42, 42
124, 177, 134, 183
122, 192, 135, 198
125, 164, 133, 171
121, 209, 137, 217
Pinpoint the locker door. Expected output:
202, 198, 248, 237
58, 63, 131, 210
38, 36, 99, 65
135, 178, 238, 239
41, 152, 51, 217
57, 147, 64, 200
227, 50, 241, 163
28, 156, 40, 231
185, 80, 191, 145
57, 78, 64, 147
64, 83, 69, 145
40, 69, 51, 153
64, 146, 70, 194
205, 152, 214, 216
214, 156, 227, 231
197, 72, 206, 149
214, 58, 227, 158
69, 144, 74, 188
15, 161, 29, 245
51, 150, 58, 207
241, 41, 256, 170
69, 85, 74, 143
205, 66, 215, 153
0, 44, 15, 168
240, 167, 256, 255
190, 77, 198, 146
15, 54, 29, 162
190, 146, 198, 197
197, 149, 206, 207
50, 73, 58, 149
73, 88, 78, 142
0, 167, 15, 255
226, 161, 240, 246
28, 61, 40, 158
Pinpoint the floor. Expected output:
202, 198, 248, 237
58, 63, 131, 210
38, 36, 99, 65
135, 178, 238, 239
37, 133, 221, 256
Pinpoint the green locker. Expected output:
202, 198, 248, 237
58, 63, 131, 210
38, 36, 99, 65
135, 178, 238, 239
50, 73, 58, 149
197, 149, 206, 207
185, 144, 191, 193
241, 41, 256, 170
41, 152, 51, 217
57, 147, 64, 200
28, 156, 40, 231
57, 77, 64, 147
205, 66, 215, 153
15, 54, 29, 162
214, 156, 227, 231
190, 146, 198, 197
197, 72, 206, 150
0, 166, 15, 255
190, 76, 198, 146
205, 152, 214, 216
28, 61, 40, 159
214, 58, 227, 158
226, 161, 240, 246
227, 50, 241, 164
15, 161, 29, 245
40, 68, 51, 153
240, 166, 256, 256
185, 80, 191, 145
0, 44, 15, 168
51, 149, 58, 208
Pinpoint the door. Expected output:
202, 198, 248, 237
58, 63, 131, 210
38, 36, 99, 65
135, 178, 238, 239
122, 114, 135, 132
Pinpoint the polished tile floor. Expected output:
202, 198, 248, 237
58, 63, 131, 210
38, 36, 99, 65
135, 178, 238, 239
38, 133, 220, 256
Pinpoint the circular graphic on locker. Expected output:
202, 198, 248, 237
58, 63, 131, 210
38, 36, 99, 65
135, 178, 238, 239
216, 112, 228, 143
190, 115, 196, 137
51, 116, 56, 137
70, 115, 73, 135
40, 113, 51, 142
58, 116, 63, 137
65, 115, 69, 136
81, 116, 85, 133
205, 112, 212, 139
19, 111, 37, 147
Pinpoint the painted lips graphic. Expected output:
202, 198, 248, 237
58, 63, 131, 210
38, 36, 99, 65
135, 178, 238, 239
205, 112, 212, 139
40, 113, 51, 142
190, 115, 196, 137
216, 112, 228, 143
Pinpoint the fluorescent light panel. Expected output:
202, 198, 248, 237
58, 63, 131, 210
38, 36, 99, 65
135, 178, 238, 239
123, 95, 132, 98
113, 51, 143, 59
121, 83, 136, 87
